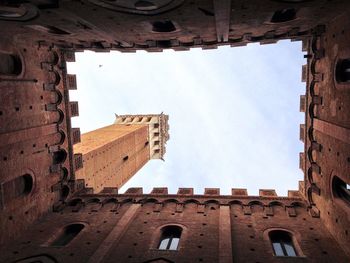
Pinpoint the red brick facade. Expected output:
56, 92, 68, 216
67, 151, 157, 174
0, 1, 349, 262
74, 124, 150, 193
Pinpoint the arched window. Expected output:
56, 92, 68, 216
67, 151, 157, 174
269, 230, 297, 257
52, 149, 67, 164
1, 174, 33, 204
158, 226, 182, 250
332, 176, 350, 204
51, 223, 84, 246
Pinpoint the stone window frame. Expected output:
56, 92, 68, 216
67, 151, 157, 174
149, 223, 188, 252
263, 228, 305, 258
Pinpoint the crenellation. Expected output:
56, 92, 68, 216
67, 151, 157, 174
259, 189, 277, 197
150, 187, 168, 195
204, 188, 220, 195
231, 188, 248, 196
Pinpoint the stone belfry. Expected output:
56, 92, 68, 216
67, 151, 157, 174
74, 113, 169, 193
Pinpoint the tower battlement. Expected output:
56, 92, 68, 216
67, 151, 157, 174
115, 113, 170, 159
94, 184, 304, 199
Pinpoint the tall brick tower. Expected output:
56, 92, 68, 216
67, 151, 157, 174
74, 113, 169, 193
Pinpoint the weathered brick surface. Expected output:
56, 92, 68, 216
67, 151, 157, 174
0, 193, 348, 262
0, 0, 349, 261
0, 40, 76, 245
74, 124, 150, 193
301, 11, 350, 256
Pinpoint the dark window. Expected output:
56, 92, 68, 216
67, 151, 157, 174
332, 176, 350, 204
152, 20, 176, 33
51, 223, 84, 246
123, 155, 129, 161
335, 59, 350, 83
0, 52, 22, 75
53, 149, 67, 164
154, 123, 159, 128
269, 230, 297, 257
271, 8, 296, 23
158, 226, 182, 250
1, 174, 33, 204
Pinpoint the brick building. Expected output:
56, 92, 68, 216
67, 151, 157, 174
74, 114, 169, 192
0, 0, 349, 262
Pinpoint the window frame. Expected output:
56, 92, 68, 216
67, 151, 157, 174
264, 228, 304, 258
149, 223, 187, 252
270, 231, 297, 257
158, 225, 182, 251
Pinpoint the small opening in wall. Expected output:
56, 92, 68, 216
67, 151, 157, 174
61, 185, 70, 201
158, 225, 182, 250
152, 20, 176, 33
335, 59, 350, 83
2, 174, 33, 203
123, 155, 129, 161
271, 8, 297, 23
53, 149, 67, 164
157, 40, 172, 48
332, 176, 350, 204
51, 223, 84, 246
0, 53, 22, 75
269, 230, 297, 257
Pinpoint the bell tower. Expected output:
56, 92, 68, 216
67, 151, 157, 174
74, 113, 169, 193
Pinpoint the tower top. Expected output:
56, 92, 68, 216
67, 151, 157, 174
115, 113, 170, 160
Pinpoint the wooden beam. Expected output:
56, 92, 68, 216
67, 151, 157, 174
214, 0, 231, 42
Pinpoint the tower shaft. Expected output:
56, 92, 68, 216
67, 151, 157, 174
74, 124, 150, 193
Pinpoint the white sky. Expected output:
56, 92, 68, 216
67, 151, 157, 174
67, 40, 305, 196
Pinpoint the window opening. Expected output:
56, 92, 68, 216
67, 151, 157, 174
53, 149, 67, 164
0, 53, 22, 75
1, 174, 33, 203
152, 20, 176, 33
332, 176, 350, 204
158, 226, 182, 250
51, 223, 84, 246
335, 59, 350, 83
123, 155, 129, 161
269, 230, 297, 257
